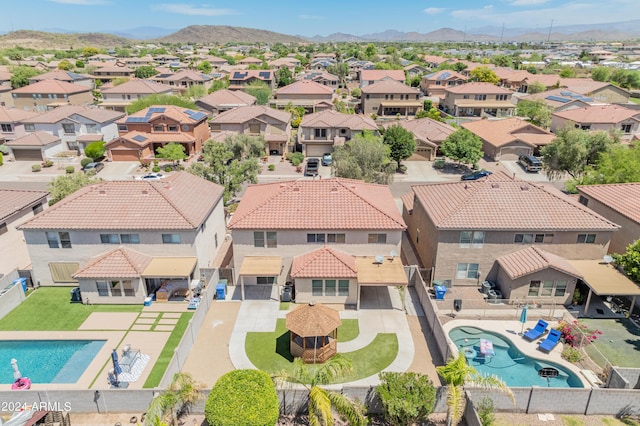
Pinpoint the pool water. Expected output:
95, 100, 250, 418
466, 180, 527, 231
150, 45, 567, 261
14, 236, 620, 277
1, 340, 105, 384
449, 327, 583, 388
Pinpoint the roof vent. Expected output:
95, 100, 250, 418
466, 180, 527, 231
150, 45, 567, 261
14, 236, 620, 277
520, 185, 529, 191
331, 187, 338, 192
279, 183, 287, 188
98, 190, 106, 195
491, 183, 500, 189
141, 190, 148, 195
293, 187, 300, 192
164, 183, 171, 190
351, 185, 357, 190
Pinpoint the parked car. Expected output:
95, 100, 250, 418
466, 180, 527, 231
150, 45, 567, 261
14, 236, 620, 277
461, 170, 493, 181
83, 162, 104, 174
304, 158, 320, 176
137, 173, 165, 181
518, 155, 543, 172
321, 153, 333, 166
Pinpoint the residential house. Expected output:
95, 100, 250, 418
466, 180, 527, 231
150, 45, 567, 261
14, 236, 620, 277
345, 59, 374, 79
18, 172, 226, 304
523, 74, 563, 93
0, 107, 38, 143
19, 105, 124, 156
298, 110, 378, 156
11, 80, 93, 112
560, 78, 630, 104
576, 183, 640, 255
99, 79, 173, 111
382, 118, 456, 161
209, 105, 291, 155
422, 55, 451, 69
462, 117, 556, 160
107, 105, 209, 161
238, 57, 263, 66
420, 70, 468, 100
361, 80, 422, 117
298, 71, 339, 88
493, 69, 535, 92
151, 70, 214, 94
589, 49, 615, 62
268, 57, 301, 73
441, 82, 514, 118
0, 71, 12, 107
29, 71, 94, 88
228, 70, 275, 91
86, 54, 117, 63
520, 88, 600, 112
310, 58, 337, 71
271, 80, 334, 113
92, 65, 134, 83
359, 70, 405, 88
404, 64, 428, 78
121, 56, 154, 68
4, 131, 64, 161
0, 189, 48, 275
402, 173, 619, 304
227, 178, 407, 307
550, 105, 640, 141
195, 89, 257, 116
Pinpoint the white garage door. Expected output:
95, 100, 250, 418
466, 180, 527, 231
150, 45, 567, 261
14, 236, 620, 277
306, 144, 332, 157
499, 147, 528, 161
12, 149, 43, 161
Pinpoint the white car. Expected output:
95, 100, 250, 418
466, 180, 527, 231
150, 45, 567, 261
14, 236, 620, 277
137, 173, 165, 181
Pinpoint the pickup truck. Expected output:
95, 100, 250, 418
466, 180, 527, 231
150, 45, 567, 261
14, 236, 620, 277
304, 158, 320, 176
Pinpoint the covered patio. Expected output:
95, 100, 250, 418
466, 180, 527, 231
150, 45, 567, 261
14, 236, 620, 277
143, 257, 197, 302
237, 256, 282, 301
355, 256, 408, 310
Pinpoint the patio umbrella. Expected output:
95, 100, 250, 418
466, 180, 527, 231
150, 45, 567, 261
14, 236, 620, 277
11, 358, 21, 381
111, 349, 122, 385
520, 305, 528, 335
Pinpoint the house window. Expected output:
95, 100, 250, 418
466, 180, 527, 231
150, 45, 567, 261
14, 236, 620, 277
365, 94, 369, 99
257, 276, 276, 285
1, 124, 12, 132
249, 123, 260, 134
153, 125, 164, 132
120, 234, 140, 244
474, 94, 487, 101
496, 94, 509, 101
123, 280, 135, 297
535, 234, 554, 243
307, 233, 326, 243
368, 233, 387, 244
621, 124, 632, 133
254, 231, 265, 247
578, 124, 591, 130
314, 129, 327, 138
578, 195, 589, 206
62, 123, 75, 134
312, 280, 323, 296
338, 280, 349, 296
463, 95, 470, 99
0, 222, 7, 236
59, 232, 72, 248
168, 125, 178, 132
32, 203, 43, 214
554, 281, 567, 297
456, 263, 479, 279
215, 233, 218, 248
254, 231, 277, 248
46, 232, 59, 248
325, 279, 336, 296
266, 232, 277, 248
528, 280, 541, 297
162, 233, 181, 244
25, 124, 35, 132
110, 280, 123, 296
117, 125, 128, 132
577, 234, 596, 244
514, 233, 533, 243
100, 233, 120, 244
210, 124, 221, 132
326, 233, 345, 243
47, 231, 71, 248
86, 124, 97, 133
96, 281, 109, 297
529, 280, 567, 297
460, 231, 484, 248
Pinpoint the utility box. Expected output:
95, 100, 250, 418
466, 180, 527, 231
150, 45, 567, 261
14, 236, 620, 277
281, 285, 292, 302
434, 285, 447, 300
70, 287, 82, 303
454, 299, 462, 312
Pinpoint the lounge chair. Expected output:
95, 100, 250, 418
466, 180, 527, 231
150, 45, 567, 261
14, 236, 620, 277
538, 329, 562, 353
523, 319, 549, 341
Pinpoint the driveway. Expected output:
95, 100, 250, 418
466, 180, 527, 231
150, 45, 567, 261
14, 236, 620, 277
500, 160, 553, 183
99, 161, 139, 181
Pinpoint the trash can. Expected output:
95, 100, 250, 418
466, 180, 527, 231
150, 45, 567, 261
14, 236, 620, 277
216, 281, 227, 300
488, 289, 502, 304
13, 278, 27, 293
434, 285, 447, 300
70, 287, 82, 303
454, 299, 462, 312
281, 285, 292, 302
482, 281, 492, 295
144, 296, 153, 306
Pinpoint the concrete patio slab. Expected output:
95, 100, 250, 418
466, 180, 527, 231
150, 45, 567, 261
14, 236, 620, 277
143, 303, 190, 313
157, 318, 179, 325
139, 312, 160, 318
78, 312, 139, 330
131, 324, 152, 331
134, 318, 156, 324
154, 325, 174, 331
161, 312, 182, 318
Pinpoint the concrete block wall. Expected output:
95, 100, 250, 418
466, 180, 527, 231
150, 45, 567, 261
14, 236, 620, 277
0, 270, 23, 320
607, 367, 640, 390
585, 388, 640, 415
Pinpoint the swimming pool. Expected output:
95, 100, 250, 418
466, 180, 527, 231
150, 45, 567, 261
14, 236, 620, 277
448, 326, 583, 388
1, 340, 105, 384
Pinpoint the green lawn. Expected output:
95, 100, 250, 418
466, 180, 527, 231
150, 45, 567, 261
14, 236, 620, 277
245, 318, 396, 383
581, 318, 640, 368
0, 287, 142, 331
629, 97, 640, 104
143, 312, 194, 388
337, 319, 359, 342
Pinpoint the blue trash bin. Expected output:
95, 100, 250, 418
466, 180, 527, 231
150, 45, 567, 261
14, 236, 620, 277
216, 281, 227, 300
434, 285, 447, 300
13, 278, 27, 293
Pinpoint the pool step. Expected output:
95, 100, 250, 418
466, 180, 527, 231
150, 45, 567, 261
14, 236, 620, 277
51, 341, 105, 384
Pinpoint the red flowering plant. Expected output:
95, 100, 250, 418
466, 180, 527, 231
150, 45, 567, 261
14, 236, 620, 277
557, 320, 603, 348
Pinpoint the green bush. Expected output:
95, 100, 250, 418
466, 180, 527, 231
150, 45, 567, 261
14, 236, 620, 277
84, 141, 106, 160
164, 165, 172, 172
42, 160, 54, 168
0, 152, 3, 166
434, 158, 445, 169
289, 152, 304, 166
152, 166, 161, 173
268, 164, 275, 171
562, 346, 584, 363
477, 397, 496, 426
65, 166, 75, 174
80, 157, 93, 168
32, 164, 41, 172
376, 372, 436, 426
205, 369, 279, 426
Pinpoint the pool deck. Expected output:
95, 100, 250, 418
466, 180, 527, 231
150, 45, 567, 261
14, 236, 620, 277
442, 319, 590, 388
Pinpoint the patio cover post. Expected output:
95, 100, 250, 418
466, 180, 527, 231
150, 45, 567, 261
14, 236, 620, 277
584, 288, 593, 317
629, 295, 636, 318
241, 276, 245, 301
356, 284, 361, 311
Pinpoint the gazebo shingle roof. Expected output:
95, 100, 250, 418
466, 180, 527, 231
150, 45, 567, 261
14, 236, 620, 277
286, 303, 342, 337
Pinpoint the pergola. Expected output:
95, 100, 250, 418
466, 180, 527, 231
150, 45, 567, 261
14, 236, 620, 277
286, 302, 342, 364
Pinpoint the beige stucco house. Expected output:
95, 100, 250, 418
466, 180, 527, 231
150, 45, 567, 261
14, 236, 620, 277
551, 105, 640, 141
442, 82, 514, 118
298, 110, 378, 157
11, 80, 93, 112
361, 80, 422, 117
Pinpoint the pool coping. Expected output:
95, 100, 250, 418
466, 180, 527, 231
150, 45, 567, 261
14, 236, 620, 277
442, 319, 590, 388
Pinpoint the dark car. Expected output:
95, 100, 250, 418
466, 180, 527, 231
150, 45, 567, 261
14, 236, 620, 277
304, 158, 320, 176
461, 170, 493, 181
518, 155, 543, 172
321, 152, 333, 166
83, 162, 104, 174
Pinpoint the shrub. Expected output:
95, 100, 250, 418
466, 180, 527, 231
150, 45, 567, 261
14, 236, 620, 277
376, 372, 436, 426
434, 158, 445, 169
80, 157, 93, 168
32, 164, 41, 172
164, 165, 172, 172
557, 320, 602, 348
562, 346, 583, 363
140, 159, 151, 169
42, 160, 54, 168
289, 152, 304, 166
178, 165, 185, 171
205, 369, 279, 426
268, 164, 275, 171
477, 397, 496, 426
0, 152, 3, 166
84, 141, 106, 160
152, 166, 161, 173
65, 166, 75, 174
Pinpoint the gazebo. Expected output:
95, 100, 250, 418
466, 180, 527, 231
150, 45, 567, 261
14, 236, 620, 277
286, 302, 341, 364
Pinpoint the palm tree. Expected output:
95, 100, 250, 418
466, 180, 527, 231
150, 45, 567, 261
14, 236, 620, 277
274, 354, 367, 426
436, 353, 513, 426
144, 372, 204, 426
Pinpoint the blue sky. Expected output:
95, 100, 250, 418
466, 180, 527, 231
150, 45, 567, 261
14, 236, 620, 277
2, 0, 639, 37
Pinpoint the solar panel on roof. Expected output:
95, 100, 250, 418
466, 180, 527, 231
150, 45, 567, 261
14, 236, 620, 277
438, 72, 451, 80
559, 91, 574, 96
126, 117, 147, 123
546, 96, 570, 103
148, 107, 165, 113
258, 71, 271, 79
232, 71, 248, 79
132, 135, 147, 142
190, 112, 207, 121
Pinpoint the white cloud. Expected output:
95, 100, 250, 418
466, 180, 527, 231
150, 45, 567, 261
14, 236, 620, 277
510, 0, 550, 5
423, 7, 445, 15
299, 14, 323, 20
48, 0, 109, 4
152, 3, 236, 16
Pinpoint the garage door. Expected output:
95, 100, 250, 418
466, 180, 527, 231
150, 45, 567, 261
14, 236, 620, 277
12, 149, 43, 161
306, 144, 332, 157
499, 147, 527, 161
111, 150, 140, 161
408, 147, 433, 161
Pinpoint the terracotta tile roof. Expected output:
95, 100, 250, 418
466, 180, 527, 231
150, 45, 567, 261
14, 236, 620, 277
94, 65, 134, 73
239, 57, 263, 64
360, 69, 405, 82
462, 117, 555, 148
210, 105, 291, 125
522, 88, 597, 108
0, 106, 39, 123
552, 104, 639, 124
361, 79, 421, 95
107, 131, 195, 148
30, 70, 91, 82
77, 134, 103, 142
275, 80, 334, 96
161, 70, 212, 82
411, 174, 619, 231
559, 78, 622, 95
101, 79, 173, 95
0, 189, 48, 222
493, 68, 532, 82
24, 105, 124, 124
5, 131, 60, 147
400, 192, 414, 212
196, 89, 256, 109
11, 79, 91, 95
445, 82, 512, 95
286, 303, 341, 336
119, 105, 208, 125
384, 118, 455, 146
577, 183, 640, 224
497, 246, 583, 279
0, 71, 11, 81
228, 178, 406, 231
19, 172, 224, 231
291, 246, 358, 278
300, 110, 377, 131
524, 74, 561, 87
73, 247, 152, 279
423, 70, 468, 81
229, 70, 273, 81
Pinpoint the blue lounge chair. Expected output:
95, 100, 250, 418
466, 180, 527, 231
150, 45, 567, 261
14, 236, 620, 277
523, 319, 549, 341
538, 329, 562, 353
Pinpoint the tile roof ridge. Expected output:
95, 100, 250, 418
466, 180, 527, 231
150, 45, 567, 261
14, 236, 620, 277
336, 179, 406, 229
150, 175, 200, 228
119, 246, 151, 273
530, 246, 549, 264
228, 181, 292, 225
324, 246, 358, 274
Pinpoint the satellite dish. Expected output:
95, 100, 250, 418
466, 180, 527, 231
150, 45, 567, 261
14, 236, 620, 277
374, 255, 385, 264
603, 255, 613, 264
390, 250, 397, 259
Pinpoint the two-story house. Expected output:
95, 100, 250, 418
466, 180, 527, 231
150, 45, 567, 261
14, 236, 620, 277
209, 105, 291, 155
520, 88, 599, 112
298, 71, 339, 88
228, 70, 275, 91
0, 71, 13, 107
18, 172, 225, 304
11, 80, 93, 112
361, 80, 422, 117
420, 70, 468, 100
560, 78, 630, 104
442, 82, 514, 118
298, 110, 378, 156
29, 70, 94, 88
106, 105, 209, 161
0, 107, 38, 144
99, 79, 173, 112
402, 173, 619, 304
227, 178, 407, 308
382, 118, 456, 161
551, 105, 640, 141
195, 89, 257, 116
268, 57, 301, 73
271, 80, 334, 113
91, 65, 134, 83
358, 70, 405, 88
151, 70, 214, 95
